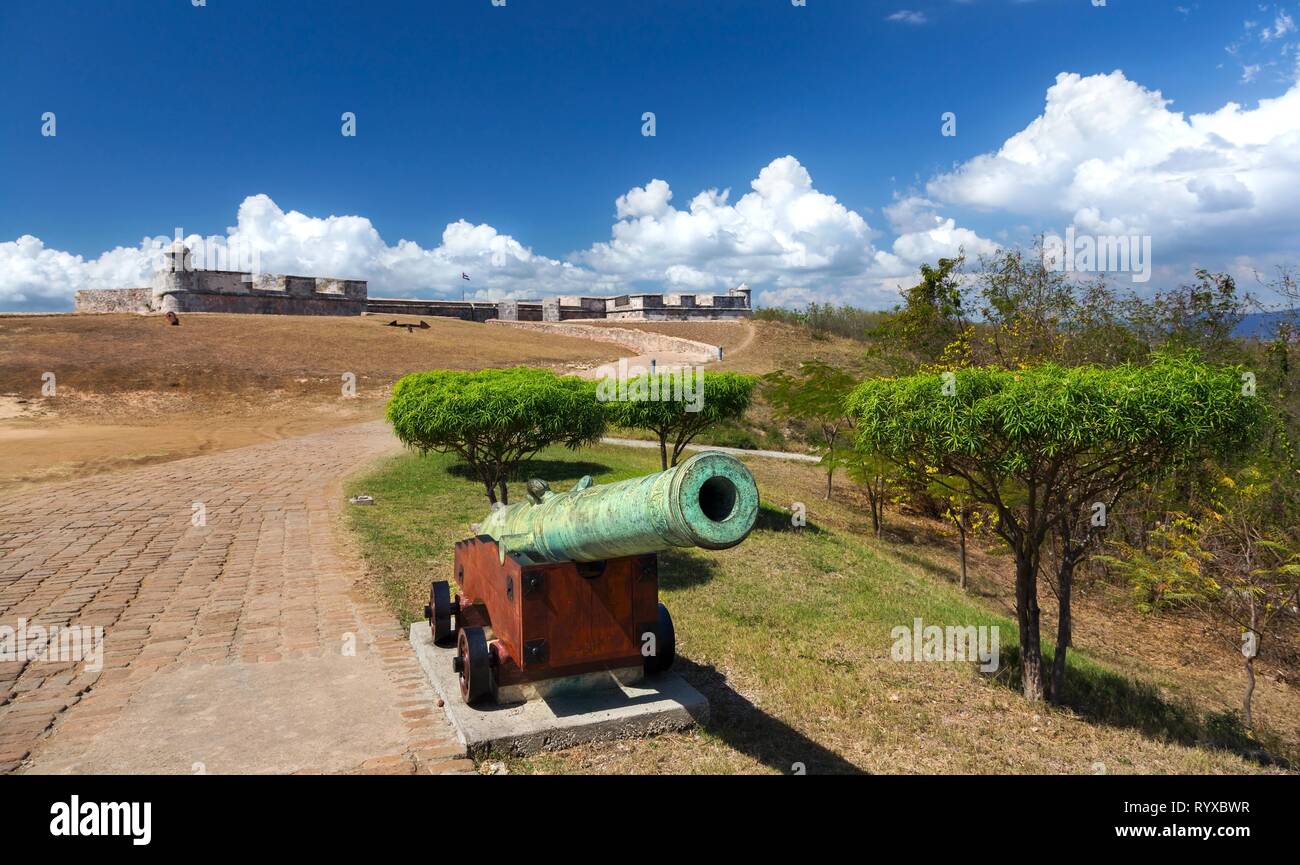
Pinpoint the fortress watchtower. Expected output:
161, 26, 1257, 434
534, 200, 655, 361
150, 241, 196, 313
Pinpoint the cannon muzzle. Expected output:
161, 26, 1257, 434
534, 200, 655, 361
478, 451, 760, 563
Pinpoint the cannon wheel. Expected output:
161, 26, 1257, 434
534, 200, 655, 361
457, 626, 495, 705
425, 580, 456, 646
644, 602, 676, 676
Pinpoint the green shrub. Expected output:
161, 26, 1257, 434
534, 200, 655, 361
601, 371, 756, 469
387, 367, 605, 504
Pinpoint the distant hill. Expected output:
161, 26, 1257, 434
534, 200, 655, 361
1234, 311, 1297, 339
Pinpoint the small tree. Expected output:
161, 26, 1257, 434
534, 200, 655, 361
849, 356, 1266, 702
974, 243, 1076, 367
870, 255, 967, 369
844, 451, 894, 539
1198, 464, 1300, 730
926, 471, 985, 590
1126, 269, 1251, 361
1097, 514, 1216, 614
387, 367, 605, 505
1104, 469, 1300, 731
603, 371, 756, 470
762, 360, 858, 499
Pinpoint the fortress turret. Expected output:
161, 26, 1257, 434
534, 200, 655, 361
150, 241, 195, 313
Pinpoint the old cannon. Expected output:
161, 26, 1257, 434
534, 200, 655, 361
424, 451, 759, 705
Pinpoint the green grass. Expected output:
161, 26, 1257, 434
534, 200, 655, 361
606, 416, 791, 453
345, 443, 1282, 774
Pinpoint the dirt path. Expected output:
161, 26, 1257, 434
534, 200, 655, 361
0, 421, 470, 775
488, 320, 722, 380
0, 400, 384, 490
576, 351, 707, 380
729, 320, 757, 358
576, 319, 756, 377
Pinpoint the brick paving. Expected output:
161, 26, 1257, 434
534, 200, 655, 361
0, 421, 472, 775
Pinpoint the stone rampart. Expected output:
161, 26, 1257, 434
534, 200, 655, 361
73, 288, 152, 314
487, 320, 720, 363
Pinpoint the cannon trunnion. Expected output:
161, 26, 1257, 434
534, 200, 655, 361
426, 452, 759, 705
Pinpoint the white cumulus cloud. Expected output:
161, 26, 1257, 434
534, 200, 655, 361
578, 155, 977, 306
8, 69, 1299, 311
0, 196, 602, 308
0, 236, 159, 308
226, 194, 598, 298
926, 71, 1300, 265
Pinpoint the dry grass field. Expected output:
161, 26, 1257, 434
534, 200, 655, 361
0, 312, 624, 488
0, 315, 863, 487
0, 312, 625, 402
714, 321, 872, 375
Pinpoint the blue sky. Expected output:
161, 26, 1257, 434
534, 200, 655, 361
3, 0, 1299, 310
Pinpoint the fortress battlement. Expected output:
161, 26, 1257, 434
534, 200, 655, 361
75, 244, 752, 321
75, 244, 367, 316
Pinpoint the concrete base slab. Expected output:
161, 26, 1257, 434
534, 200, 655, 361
409, 624, 708, 756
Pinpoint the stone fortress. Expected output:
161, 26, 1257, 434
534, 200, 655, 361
75, 243, 753, 322
75, 244, 367, 317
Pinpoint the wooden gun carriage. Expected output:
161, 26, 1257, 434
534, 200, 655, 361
424, 452, 759, 705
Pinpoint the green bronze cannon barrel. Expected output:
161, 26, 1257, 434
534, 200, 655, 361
478, 451, 760, 563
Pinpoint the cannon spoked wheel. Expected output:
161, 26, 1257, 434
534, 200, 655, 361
455, 626, 495, 705
424, 580, 457, 646
644, 602, 676, 676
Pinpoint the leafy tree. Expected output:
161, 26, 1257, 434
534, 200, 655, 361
849, 356, 1267, 702
1106, 462, 1300, 730
1059, 278, 1149, 367
602, 371, 756, 470
871, 255, 967, 368
970, 246, 1148, 369
974, 243, 1076, 367
762, 360, 859, 499
1126, 270, 1252, 360
387, 367, 605, 505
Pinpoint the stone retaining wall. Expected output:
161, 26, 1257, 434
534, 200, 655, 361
366, 298, 501, 322
366, 298, 604, 322
163, 289, 366, 316
487, 320, 720, 362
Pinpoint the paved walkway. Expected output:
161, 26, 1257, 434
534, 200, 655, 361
0, 421, 472, 775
